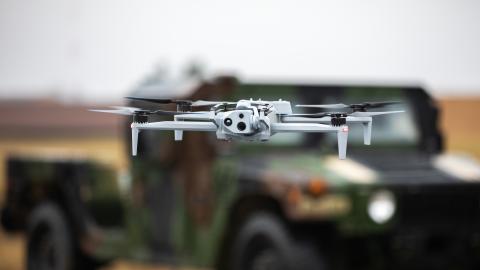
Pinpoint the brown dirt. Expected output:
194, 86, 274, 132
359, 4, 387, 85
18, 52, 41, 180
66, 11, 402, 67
0, 229, 24, 270
438, 98, 480, 159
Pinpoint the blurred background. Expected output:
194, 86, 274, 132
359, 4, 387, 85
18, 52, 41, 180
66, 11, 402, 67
1, 0, 479, 269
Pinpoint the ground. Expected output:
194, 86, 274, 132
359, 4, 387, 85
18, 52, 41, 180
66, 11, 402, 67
437, 98, 480, 160
0, 98, 479, 270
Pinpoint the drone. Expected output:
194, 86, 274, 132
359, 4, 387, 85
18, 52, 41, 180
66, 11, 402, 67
91, 97, 403, 159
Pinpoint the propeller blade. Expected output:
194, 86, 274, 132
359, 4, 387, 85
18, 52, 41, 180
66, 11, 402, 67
125, 96, 173, 104
89, 109, 134, 116
283, 113, 330, 118
296, 103, 348, 109
296, 101, 402, 110
125, 96, 192, 105
190, 100, 236, 107
250, 100, 272, 105
284, 110, 403, 118
350, 110, 404, 117
152, 110, 208, 116
125, 96, 236, 108
90, 106, 155, 116
361, 101, 402, 108
152, 110, 184, 115
110, 106, 142, 113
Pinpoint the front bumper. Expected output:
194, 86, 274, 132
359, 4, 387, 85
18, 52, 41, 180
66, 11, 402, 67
335, 183, 480, 269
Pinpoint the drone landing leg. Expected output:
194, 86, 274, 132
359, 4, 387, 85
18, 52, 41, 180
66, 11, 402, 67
363, 121, 372, 145
174, 115, 184, 141
132, 127, 139, 156
174, 130, 183, 141
337, 126, 349, 159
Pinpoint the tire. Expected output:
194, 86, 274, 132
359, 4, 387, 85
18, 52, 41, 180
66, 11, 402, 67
27, 203, 74, 270
229, 212, 328, 270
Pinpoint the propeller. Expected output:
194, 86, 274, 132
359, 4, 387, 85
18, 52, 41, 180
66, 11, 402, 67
296, 101, 402, 112
89, 106, 206, 116
296, 104, 347, 109
349, 110, 404, 117
89, 106, 144, 116
284, 112, 344, 118
125, 97, 189, 105
125, 96, 236, 107
192, 100, 236, 107
284, 110, 404, 118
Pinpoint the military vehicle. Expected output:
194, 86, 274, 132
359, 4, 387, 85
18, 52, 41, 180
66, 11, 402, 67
2, 76, 480, 270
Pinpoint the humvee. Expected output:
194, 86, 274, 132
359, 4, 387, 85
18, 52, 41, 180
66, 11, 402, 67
2, 76, 480, 270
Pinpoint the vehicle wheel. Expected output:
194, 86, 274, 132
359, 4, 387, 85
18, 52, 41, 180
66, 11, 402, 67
230, 212, 327, 270
27, 203, 73, 270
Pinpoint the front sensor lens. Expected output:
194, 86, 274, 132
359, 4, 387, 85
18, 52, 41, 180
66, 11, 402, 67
224, 118, 233, 126
237, 122, 247, 131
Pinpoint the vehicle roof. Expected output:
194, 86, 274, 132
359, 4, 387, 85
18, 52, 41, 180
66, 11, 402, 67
129, 74, 428, 100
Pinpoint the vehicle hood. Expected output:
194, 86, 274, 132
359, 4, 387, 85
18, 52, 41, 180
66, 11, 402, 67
349, 150, 480, 184
238, 150, 480, 187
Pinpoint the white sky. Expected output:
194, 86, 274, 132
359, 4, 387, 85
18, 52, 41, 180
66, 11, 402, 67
0, 0, 479, 102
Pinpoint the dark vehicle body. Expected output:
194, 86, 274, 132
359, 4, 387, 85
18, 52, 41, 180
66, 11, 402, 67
3, 78, 480, 270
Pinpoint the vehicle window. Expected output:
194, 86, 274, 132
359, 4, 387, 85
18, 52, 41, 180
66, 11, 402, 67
325, 87, 419, 147
229, 84, 419, 150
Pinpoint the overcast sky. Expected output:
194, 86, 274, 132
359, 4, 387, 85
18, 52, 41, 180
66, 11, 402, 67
0, 0, 479, 102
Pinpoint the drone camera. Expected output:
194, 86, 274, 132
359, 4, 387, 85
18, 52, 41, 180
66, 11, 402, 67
237, 122, 247, 131
224, 118, 233, 126
222, 110, 256, 134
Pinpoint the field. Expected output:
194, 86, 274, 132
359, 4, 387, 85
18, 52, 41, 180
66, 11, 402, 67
0, 98, 479, 270
438, 98, 480, 159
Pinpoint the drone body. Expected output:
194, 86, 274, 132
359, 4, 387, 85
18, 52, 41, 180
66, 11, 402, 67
92, 98, 403, 159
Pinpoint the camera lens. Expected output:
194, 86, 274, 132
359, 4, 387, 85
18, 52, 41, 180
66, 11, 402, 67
239, 113, 244, 119
224, 118, 233, 126
237, 122, 246, 131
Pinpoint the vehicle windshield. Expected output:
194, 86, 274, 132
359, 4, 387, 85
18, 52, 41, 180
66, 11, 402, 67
229, 84, 419, 151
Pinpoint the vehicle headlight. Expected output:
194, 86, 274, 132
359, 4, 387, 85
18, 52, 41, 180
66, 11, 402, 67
367, 190, 396, 224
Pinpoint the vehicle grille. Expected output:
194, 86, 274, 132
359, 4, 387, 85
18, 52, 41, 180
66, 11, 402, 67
395, 185, 480, 229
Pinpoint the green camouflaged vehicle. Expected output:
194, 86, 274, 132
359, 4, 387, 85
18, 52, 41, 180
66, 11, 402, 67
3, 77, 480, 270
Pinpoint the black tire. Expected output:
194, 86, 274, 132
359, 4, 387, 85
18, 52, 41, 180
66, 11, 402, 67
27, 203, 74, 270
230, 212, 328, 270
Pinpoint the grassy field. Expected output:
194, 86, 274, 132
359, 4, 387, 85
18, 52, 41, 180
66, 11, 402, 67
0, 97, 479, 270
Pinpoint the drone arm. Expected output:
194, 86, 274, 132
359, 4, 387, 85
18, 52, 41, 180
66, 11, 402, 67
282, 116, 369, 123
271, 122, 336, 132
281, 116, 373, 146
134, 121, 217, 131
130, 121, 218, 156
173, 113, 213, 121
271, 123, 349, 159
173, 113, 214, 141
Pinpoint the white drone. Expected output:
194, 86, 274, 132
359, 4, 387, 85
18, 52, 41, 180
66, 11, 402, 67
91, 97, 403, 159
